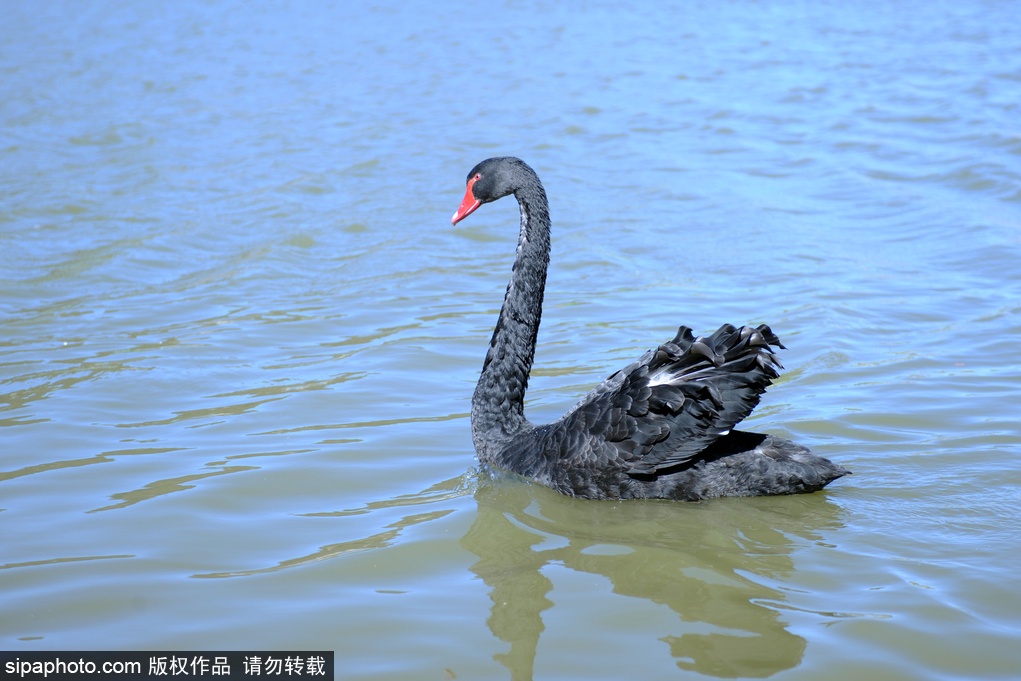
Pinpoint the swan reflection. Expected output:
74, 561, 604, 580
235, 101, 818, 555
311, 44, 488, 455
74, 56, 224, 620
463, 474, 845, 678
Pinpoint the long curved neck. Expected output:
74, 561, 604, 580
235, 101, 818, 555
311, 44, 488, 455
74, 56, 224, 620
471, 177, 551, 456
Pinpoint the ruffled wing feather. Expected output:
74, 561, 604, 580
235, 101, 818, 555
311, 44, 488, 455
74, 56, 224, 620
555, 323, 785, 476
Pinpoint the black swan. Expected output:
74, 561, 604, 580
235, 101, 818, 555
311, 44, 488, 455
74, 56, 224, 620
452, 157, 848, 500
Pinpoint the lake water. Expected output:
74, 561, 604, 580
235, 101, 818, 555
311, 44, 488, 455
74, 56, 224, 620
2, 1, 1020, 679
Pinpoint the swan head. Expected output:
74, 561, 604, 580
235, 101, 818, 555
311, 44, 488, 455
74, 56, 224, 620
451, 157, 536, 225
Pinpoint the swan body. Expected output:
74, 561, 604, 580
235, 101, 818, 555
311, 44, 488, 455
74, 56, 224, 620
452, 157, 848, 501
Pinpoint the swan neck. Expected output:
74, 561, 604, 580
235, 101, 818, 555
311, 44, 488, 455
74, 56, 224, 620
471, 181, 551, 454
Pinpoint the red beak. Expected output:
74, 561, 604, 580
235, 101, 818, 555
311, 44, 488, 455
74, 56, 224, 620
451, 175, 482, 225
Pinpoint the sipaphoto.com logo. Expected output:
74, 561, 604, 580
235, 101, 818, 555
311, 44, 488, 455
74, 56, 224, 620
5, 655, 140, 678
0, 650, 335, 681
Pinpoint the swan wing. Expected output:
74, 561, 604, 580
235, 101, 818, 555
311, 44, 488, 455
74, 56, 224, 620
556, 323, 785, 476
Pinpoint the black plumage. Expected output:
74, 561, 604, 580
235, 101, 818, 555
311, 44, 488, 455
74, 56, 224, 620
451, 157, 849, 501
